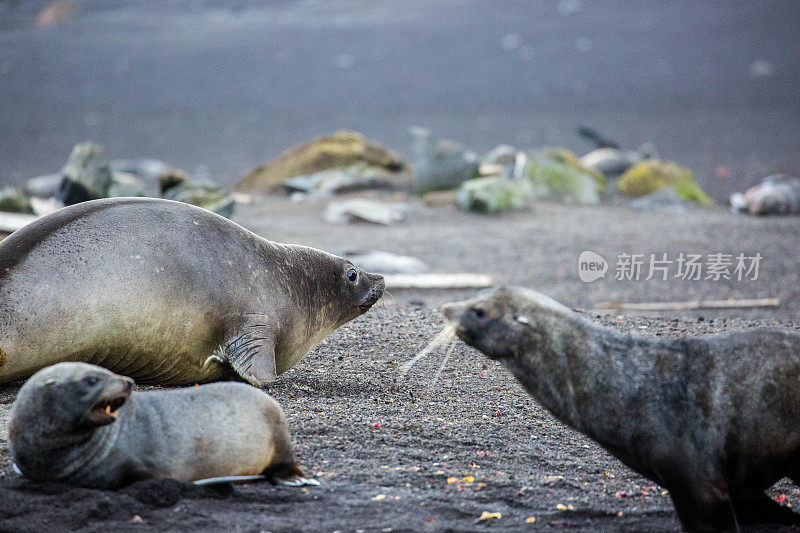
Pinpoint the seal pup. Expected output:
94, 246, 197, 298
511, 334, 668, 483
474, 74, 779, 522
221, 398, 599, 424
442, 287, 800, 531
9, 362, 315, 489
0, 197, 384, 386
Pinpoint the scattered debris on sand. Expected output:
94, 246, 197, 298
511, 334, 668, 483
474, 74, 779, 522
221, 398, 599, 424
341, 250, 429, 274
324, 199, 407, 225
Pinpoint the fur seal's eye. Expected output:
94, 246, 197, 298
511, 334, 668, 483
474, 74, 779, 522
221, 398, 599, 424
471, 307, 486, 319
82, 376, 99, 386
346, 268, 358, 284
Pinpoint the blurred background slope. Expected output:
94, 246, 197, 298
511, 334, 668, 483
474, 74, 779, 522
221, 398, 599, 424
1, 0, 798, 200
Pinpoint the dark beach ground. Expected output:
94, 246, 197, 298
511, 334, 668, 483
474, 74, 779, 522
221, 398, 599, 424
1, 196, 799, 532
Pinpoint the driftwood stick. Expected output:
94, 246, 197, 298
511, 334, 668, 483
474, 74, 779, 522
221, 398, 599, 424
384, 273, 494, 290
590, 298, 780, 312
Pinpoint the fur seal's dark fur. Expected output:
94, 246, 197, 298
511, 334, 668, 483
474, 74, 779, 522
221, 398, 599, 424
0, 197, 384, 386
443, 287, 800, 532
9, 363, 309, 489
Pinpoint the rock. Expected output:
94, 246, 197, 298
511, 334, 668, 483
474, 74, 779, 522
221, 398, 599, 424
457, 177, 527, 214
158, 169, 235, 218
323, 199, 407, 225
733, 174, 800, 216
421, 189, 459, 208
107, 172, 146, 198
283, 164, 394, 197
235, 131, 405, 194
111, 159, 172, 184
629, 187, 689, 213
544, 147, 606, 191
480, 145, 518, 167
520, 151, 600, 205
22, 174, 62, 198
341, 251, 429, 274
0, 188, 34, 214
29, 197, 64, 217
56, 142, 115, 205
580, 146, 654, 178
411, 127, 479, 195
618, 160, 712, 205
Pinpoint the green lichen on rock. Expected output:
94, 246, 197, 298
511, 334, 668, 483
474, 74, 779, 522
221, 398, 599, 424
618, 160, 712, 205
235, 131, 406, 194
542, 147, 606, 191
521, 151, 600, 205
107, 172, 145, 198
457, 176, 526, 214
0, 187, 34, 214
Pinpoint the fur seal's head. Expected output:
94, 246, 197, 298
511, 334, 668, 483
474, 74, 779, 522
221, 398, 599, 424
441, 286, 577, 362
11, 362, 134, 436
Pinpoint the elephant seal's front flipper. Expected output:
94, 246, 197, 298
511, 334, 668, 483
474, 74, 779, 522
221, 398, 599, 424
204, 327, 278, 387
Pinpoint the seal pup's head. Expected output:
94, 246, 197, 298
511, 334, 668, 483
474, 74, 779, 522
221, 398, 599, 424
441, 286, 578, 362
9, 362, 135, 481
10, 362, 133, 437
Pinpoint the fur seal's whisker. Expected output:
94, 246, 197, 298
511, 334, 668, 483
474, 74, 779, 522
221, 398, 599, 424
399, 322, 458, 377
428, 338, 456, 390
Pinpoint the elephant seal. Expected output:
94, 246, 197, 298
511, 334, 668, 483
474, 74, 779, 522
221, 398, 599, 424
0, 197, 384, 386
9, 362, 314, 489
442, 287, 800, 531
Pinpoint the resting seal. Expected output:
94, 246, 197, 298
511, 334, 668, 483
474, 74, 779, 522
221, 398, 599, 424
9, 362, 312, 489
443, 287, 800, 531
0, 197, 384, 386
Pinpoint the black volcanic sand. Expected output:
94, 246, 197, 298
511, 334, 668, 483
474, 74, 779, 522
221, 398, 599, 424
1, 197, 799, 532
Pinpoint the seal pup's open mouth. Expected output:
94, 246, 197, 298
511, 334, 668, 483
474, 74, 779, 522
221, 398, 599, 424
85, 380, 132, 425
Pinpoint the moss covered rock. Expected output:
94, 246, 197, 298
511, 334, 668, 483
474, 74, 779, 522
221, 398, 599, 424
457, 177, 527, 214
618, 160, 712, 205
235, 131, 406, 194
542, 147, 606, 191
521, 151, 600, 205
0, 188, 34, 214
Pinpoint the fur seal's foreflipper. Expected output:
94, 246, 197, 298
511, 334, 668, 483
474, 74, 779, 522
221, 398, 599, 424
263, 462, 321, 487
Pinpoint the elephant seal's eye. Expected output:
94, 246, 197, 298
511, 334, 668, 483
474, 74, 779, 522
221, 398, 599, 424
346, 268, 358, 283
82, 376, 99, 386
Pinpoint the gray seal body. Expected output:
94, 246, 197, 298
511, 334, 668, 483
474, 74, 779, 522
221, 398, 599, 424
0, 197, 384, 386
9, 363, 307, 489
443, 287, 800, 532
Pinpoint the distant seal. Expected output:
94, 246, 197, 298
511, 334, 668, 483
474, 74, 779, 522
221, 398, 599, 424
731, 174, 800, 216
9, 362, 313, 489
443, 287, 800, 531
0, 197, 384, 386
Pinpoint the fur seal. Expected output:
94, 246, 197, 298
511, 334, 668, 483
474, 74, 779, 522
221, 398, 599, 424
443, 287, 800, 531
9, 362, 313, 489
0, 197, 384, 386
